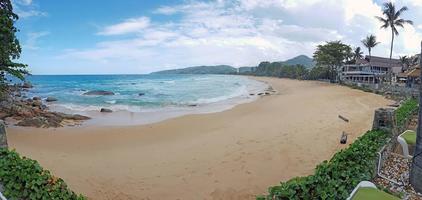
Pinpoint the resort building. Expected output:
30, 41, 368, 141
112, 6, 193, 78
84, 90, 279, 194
340, 56, 402, 83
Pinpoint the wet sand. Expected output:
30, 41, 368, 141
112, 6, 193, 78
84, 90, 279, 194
7, 77, 393, 200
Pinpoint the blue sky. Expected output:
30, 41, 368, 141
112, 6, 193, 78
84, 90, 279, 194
12, 0, 422, 75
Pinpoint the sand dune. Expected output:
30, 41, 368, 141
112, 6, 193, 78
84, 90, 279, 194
7, 77, 392, 200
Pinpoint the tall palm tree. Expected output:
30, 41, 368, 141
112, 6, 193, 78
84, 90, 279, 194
410, 41, 422, 193
376, 2, 413, 82
353, 47, 363, 62
361, 35, 380, 62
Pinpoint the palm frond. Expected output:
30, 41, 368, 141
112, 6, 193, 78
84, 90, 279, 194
395, 6, 408, 19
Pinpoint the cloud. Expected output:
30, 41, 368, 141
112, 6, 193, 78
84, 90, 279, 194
55, 0, 422, 74
23, 31, 49, 50
12, 0, 47, 18
98, 17, 150, 35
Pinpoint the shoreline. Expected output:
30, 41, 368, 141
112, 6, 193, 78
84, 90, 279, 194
40, 75, 270, 127
6, 77, 393, 199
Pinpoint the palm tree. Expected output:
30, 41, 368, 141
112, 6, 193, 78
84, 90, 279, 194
353, 47, 363, 62
410, 41, 422, 193
376, 2, 413, 82
361, 35, 379, 62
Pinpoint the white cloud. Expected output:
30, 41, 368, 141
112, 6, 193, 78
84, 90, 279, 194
23, 31, 49, 50
12, 0, 47, 18
55, 0, 422, 74
98, 17, 150, 35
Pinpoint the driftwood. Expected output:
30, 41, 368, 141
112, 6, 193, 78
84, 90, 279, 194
340, 132, 348, 144
338, 115, 349, 122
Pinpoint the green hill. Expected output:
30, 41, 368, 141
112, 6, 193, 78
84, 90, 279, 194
282, 55, 315, 68
152, 65, 237, 75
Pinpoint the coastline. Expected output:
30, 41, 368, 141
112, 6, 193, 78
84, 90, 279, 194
40, 75, 270, 127
6, 77, 393, 199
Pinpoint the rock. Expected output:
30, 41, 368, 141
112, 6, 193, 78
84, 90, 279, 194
22, 82, 33, 88
188, 104, 198, 107
249, 93, 255, 96
83, 90, 114, 96
33, 96, 41, 101
16, 117, 46, 128
0, 112, 9, 119
46, 97, 58, 102
257, 93, 264, 96
138, 93, 145, 96
32, 100, 42, 107
100, 108, 113, 113
0, 120, 7, 148
56, 113, 90, 120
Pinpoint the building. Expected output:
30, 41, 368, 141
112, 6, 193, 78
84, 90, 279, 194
341, 56, 402, 83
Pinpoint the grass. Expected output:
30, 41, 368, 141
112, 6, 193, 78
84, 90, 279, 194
352, 187, 400, 200
402, 130, 416, 145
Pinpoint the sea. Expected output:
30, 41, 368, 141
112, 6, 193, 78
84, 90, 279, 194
22, 74, 268, 126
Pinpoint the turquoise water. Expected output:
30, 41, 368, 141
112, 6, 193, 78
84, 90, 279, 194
25, 74, 266, 113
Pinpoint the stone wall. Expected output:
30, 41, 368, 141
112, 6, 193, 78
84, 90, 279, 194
0, 121, 7, 148
343, 80, 419, 100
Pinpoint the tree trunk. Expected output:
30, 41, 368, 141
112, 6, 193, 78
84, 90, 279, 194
389, 30, 395, 84
410, 41, 422, 193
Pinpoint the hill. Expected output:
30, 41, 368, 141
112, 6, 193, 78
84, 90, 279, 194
282, 55, 314, 68
152, 65, 237, 75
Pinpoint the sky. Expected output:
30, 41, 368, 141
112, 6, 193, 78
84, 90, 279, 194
11, 0, 422, 75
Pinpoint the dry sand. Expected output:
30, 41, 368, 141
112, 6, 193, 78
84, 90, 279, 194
7, 77, 393, 200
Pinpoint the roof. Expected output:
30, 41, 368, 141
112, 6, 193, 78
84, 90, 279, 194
355, 56, 402, 68
405, 67, 420, 78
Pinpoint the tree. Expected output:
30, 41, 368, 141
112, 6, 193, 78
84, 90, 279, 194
353, 47, 363, 62
376, 2, 413, 82
313, 41, 352, 82
410, 41, 422, 193
361, 35, 380, 62
0, 0, 28, 87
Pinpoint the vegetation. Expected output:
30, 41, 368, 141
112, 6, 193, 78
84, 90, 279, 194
152, 65, 237, 75
0, 148, 85, 199
258, 130, 390, 200
376, 2, 413, 82
0, 0, 29, 86
313, 41, 352, 82
362, 35, 380, 61
353, 47, 363, 61
395, 98, 418, 127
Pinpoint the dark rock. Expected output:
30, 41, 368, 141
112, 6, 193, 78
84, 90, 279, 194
32, 100, 42, 107
22, 82, 33, 88
100, 108, 113, 113
257, 93, 264, 96
249, 93, 255, 96
188, 104, 198, 107
0, 120, 7, 148
83, 90, 114, 96
56, 113, 90, 120
33, 96, 41, 101
138, 93, 145, 96
340, 132, 348, 144
46, 97, 58, 102
16, 117, 46, 128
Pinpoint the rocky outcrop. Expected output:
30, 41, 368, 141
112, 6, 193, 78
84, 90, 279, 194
32, 96, 41, 101
138, 93, 145, 96
46, 97, 58, 102
100, 108, 113, 113
0, 120, 7, 148
0, 91, 90, 128
22, 82, 33, 88
83, 90, 114, 95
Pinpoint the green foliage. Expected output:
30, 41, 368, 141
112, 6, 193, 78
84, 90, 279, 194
0, 148, 86, 200
152, 65, 237, 75
0, 0, 29, 83
262, 130, 389, 200
313, 41, 352, 82
395, 98, 418, 127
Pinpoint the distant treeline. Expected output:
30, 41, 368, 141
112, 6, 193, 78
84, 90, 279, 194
240, 61, 330, 80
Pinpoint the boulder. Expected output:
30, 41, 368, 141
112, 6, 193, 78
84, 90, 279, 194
46, 97, 58, 102
0, 120, 7, 148
83, 90, 114, 96
33, 96, 41, 101
138, 93, 145, 96
32, 100, 42, 107
16, 117, 46, 128
56, 113, 90, 120
100, 108, 113, 113
22, 82, 33, 88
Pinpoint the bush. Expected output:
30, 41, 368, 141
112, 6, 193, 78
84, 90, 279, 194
0, 148, 85, 200
395, 98, 418, 127
261, 130, 389, 200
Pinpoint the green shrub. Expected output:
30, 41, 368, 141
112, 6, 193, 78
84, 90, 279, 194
261, 130, 389, 200
0, 148, 85, 200
395, 98, 418, 127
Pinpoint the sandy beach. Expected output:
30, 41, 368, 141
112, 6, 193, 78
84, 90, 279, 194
6, 77, 392, 200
